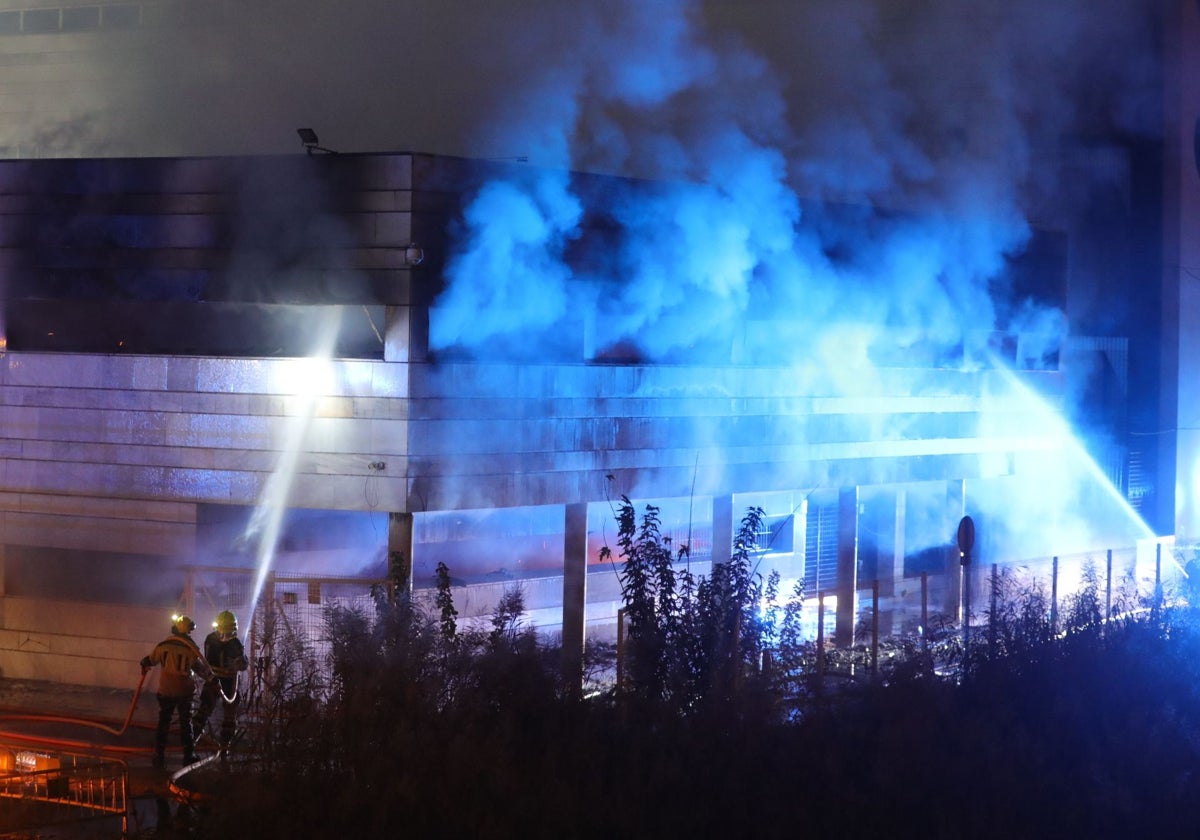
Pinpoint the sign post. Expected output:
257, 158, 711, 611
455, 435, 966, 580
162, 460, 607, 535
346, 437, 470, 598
957, 515, 975, 649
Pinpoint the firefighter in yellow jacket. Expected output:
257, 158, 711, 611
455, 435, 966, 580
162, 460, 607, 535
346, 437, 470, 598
140, 614, 213, 769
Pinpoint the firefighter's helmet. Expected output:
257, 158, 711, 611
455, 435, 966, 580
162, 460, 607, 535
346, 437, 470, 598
215, 610, 238, 636
172, 614, 196, 635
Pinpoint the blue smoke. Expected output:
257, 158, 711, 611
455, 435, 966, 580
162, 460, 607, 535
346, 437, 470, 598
432, 0, 1158, 364
427, 0, 1161, 556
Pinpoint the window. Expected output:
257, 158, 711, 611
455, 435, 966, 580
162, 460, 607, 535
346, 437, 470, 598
0, 11, 20, 34
62, 6, 101, 31
102, 4, 139, 28
804, 498, 839, 596
755, 513, 794, 555
22, 8, 61, 33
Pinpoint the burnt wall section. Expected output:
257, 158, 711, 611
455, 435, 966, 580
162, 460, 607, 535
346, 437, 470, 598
0, 152, 456, 358
405, 361, 1062, 511
0, 150, 1075, 689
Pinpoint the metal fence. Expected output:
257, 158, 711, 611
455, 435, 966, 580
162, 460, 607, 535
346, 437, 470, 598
0, 746, 129, 834
807, 539, 1184, 678
179, 566, 391, 707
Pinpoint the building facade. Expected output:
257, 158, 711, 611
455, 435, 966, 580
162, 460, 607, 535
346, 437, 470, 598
0, 149, 1160, 690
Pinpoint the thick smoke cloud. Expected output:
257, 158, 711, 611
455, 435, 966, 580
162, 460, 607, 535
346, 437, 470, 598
431, 0, 1160, 367
15, 0, 1162, 559
424, 0, 1162, 555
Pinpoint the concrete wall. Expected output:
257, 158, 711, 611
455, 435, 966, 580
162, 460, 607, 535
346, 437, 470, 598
0, 150, 1072, 686
406, 361, 1060, 511
0, 595, 164, 689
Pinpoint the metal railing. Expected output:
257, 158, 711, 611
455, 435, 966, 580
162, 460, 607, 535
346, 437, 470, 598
0, 747, 128, 834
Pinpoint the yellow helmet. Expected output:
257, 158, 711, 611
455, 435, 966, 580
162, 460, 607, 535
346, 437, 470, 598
172, 614, 195, 635
214, 610, 238, 635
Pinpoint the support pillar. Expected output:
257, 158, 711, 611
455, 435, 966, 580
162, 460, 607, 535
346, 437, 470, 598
712, 494, 733, 569
388, 512, 414, 597
562, 503, 588, 695
874, 488, 904, 637
383, 305, 428, 363
834, 486, 859, 648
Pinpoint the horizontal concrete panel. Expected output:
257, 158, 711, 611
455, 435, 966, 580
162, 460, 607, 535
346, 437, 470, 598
0, 509, 197, 555
0, 647, 150, 690
1, 447, 410, 508
0, 597, 167, 689
0, 491, 195, 523
404, 411, 998, 457
0, 212, 224, 248
348, 191, 414, 213
1, 457, 262, 505
0, 188, 413, 216
5, 597, 179, 647
0, 191, 233, 215
285, 473, 409, 512
411, 362, 1063, 402
406, 392, 990, 422
0, 380, 407, 422
349, 211, 412, 247
406, 448, 1017, 512
408, 431, 1042, 480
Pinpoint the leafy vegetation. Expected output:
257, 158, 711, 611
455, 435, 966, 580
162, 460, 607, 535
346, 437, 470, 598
183, 502, 1200, 839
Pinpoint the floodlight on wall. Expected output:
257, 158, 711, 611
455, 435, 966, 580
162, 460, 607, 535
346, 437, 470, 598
403, 244, 425, 266
297, 127, 338, 155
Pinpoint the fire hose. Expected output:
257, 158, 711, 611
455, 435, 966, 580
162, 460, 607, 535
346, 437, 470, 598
0, 668, 145, 734
0, 668, 235, 757
0, 669, 153, 756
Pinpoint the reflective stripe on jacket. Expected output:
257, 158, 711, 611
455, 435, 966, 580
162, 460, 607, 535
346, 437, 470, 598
146, 633, 207, 697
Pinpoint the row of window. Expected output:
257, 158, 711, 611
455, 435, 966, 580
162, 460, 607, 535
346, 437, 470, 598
0, 1, 222, 35
0, 4, 141, 34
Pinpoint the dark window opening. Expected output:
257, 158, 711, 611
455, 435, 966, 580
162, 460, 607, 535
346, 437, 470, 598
101, 4, 139, 28
22, 8, 61, 32
62, 6, 101, 31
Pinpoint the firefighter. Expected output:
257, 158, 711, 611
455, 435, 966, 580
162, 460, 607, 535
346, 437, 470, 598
192, 609, 248, 748
140, 614, 213, 770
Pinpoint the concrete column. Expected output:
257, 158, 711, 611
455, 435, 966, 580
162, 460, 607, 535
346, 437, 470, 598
383, 305, 428, 363
712, 494, 733, 568
388, 512, 414, 597
1163, 0, 1197, 538
834, 486, 858, 648
562, 503, 588, 694
944, 480, 965, 620
794, 496, 808, 588
874, 488, 904, 637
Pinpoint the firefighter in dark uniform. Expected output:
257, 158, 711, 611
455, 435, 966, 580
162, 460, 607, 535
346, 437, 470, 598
192, 609, 248, 748
140, 614, 212, 769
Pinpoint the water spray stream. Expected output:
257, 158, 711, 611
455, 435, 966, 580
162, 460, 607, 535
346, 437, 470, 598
242, 309, 343, 636
986, 361, 1172, 568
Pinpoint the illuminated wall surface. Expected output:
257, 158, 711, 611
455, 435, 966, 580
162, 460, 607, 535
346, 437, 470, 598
0, 0, 1181, 689
0, 148, 1164, 688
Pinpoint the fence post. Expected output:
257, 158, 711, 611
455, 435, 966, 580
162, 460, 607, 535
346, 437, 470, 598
990, 563, 998, 651
1051, 556, 1058, 637
1105, 548, 1113, 623
1155, 542, 1163, 616
871, 579, 879, 677
817, 592, 826, 684
920, 572, 929, 653
616, 607, 627, 692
